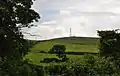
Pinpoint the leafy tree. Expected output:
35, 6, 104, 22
50, 44, 68, 61
51, 44, 66, 54
0, 0, 40, 60
97, 29, 120, 57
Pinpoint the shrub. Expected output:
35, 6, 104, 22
63, 55, 120, 76
0, 58, 46, 76
43, 55, 120, 76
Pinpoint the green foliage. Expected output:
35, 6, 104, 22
49, 44, 69, 61
36, 55, 119, 76
0, 0, 40, 59
50, 44, 66, 53
98, 29, 120, 56
31, 55, 119, 76
45, 64, 68, 76
0, 0, 45, 76
0, 58, 46, 76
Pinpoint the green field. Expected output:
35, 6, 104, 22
26, 53, 84, 66
26, 37, 99, 65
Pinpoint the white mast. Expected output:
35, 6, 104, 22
69, 28, 72, 37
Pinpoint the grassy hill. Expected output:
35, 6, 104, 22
30, 37, 99, 53
26, 37, 99, 65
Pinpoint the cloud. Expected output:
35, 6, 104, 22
23, 0, 120, 40
41, 20, 57, 25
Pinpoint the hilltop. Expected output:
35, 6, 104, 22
30, 37, 99, 53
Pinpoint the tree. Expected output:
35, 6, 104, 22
50, 44, 68, 61
97, 29, 120, 57
0, 0, 40, 60
51, 44, 66, 53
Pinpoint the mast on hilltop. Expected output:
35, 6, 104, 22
69, 28, 72, 37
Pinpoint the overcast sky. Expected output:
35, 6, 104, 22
23, 0, 120, 40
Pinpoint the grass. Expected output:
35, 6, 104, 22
25, 53, 57, 65
25, 53, 84, 66
30, 37, 99, 53
26, 37, 99, 65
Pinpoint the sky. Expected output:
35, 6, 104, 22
23, 0, 120, 40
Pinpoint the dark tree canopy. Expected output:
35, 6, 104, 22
51, 44, 66, 54
50, 44, 69, 61
98, 29, 120, 57
0, 0, 40, 59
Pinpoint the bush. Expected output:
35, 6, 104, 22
2, 55, 120, 76
44, 55, 120, 76
0, 58, 46, 76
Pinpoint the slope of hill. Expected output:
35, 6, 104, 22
30, 37, 99, 53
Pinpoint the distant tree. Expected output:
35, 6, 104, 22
51, 44, 66, 53
50, 44, 69, 61
0, 0, 40, 60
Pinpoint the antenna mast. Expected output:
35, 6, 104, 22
69, 28, 72, 37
